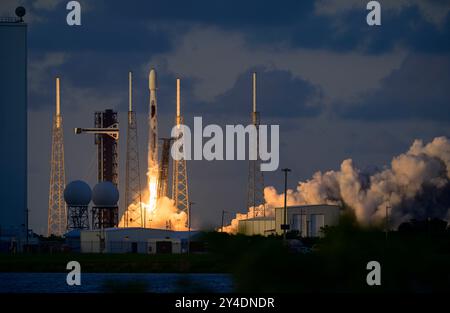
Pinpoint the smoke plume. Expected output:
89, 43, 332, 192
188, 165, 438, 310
224, 137, 450, 233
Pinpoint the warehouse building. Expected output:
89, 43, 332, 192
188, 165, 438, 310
274, 204, 340, 237
79, 227, 199, 254
238, 217, 276, 236
238, 204, 340, 237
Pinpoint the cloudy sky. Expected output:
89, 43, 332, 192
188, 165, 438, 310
1, 0, 449, 233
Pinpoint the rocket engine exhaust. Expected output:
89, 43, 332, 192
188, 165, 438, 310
223, 136, 450, 233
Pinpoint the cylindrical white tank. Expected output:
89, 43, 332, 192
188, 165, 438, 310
92, 181, 119, 207
64, 180, 92, 206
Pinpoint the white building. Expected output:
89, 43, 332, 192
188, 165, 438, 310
238, 204, 341, 237
238, 217, 276, 236
80, 227, 197, 254
274, 204, 340, 237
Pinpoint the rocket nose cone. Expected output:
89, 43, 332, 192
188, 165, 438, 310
149, 69, 157, 90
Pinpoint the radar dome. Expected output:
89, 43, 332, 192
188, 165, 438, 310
92, 181, 119, 207
64, 180, 92, 206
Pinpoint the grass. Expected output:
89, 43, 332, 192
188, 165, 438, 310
0, 253, 229, 273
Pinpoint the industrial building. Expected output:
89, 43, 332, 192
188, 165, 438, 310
79, 227, 198, 254
0, 8, 27, 246
238, 204, 341, 237
238, 217, 276, 236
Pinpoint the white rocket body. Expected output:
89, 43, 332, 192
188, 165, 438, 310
148, 69, 158, 171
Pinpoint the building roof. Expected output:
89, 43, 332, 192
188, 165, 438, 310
275, 204, 341, 210
240, 216, 275, 222
80, 227, 201, 240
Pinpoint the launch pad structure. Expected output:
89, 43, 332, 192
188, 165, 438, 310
95, 110, 119, 186
70, 70, 192, 231
158, 137, 174, 199
74, 110, 120, 187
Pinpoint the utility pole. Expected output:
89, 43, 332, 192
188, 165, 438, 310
281, 168, 291, 241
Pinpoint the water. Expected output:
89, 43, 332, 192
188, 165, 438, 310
0, 273, 234, 293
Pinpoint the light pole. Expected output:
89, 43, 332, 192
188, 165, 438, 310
281, 168, 291, 241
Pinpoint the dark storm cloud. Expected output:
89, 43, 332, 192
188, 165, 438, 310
27, 1, 172, 53
97, 0, 450, 54
3, 0, 450, 55
198, 68, 324, 118
334, 7, 450, 54
337, 54, 450, 121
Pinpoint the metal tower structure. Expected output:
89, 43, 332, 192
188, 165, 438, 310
158, 137, 174, 199
67, 204, 90, 231
124, 72, 143, 227
95, 110, 119, 186
75, 110, 119, 186
48, 77, 67, 236
172, 78, 189, 222
246, 72, 266, 217
92, 205, 119, 230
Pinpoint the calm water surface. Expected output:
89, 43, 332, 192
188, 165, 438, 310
0, 273, 234, 293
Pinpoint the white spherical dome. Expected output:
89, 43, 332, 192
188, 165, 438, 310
64, 180, 92, 206
92, 181, 119, 206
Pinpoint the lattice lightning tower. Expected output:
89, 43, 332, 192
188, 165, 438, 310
246, 72, 266, 217
124, 71, 143, 227
172, 78, 189, 222
48, 77, 67, 236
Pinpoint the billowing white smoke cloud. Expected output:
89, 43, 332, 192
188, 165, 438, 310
224, 137, 450, 233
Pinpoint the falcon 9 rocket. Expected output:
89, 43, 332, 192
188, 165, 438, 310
146, 68, 159, 214
149, 68, 158, 167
